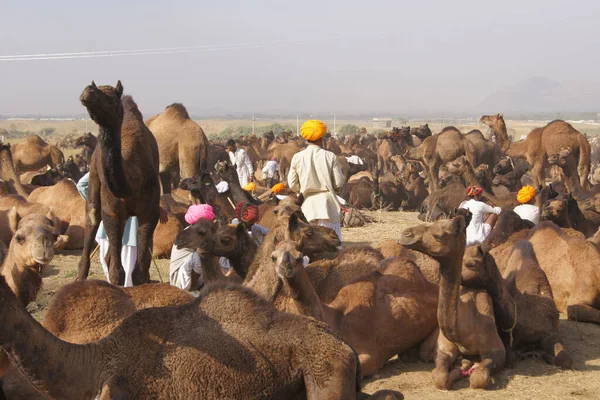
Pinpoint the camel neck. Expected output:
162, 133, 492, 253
0, 286, 108, 399
282, 267, 325, 321
1, 260, 42, 306
98, 120, 129, 198
243, 235, 281, 301
199, 254, 226, 284
0, 148, 27, 197
436, 255, 463, 343
228, 238, 258, 280
478, 256, 517, 331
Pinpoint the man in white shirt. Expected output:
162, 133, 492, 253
288, 120, 345, 242
513, 185, 539, 225
262, 157, 280, 188
459, 186, 502, 246
226, 139, 254, 187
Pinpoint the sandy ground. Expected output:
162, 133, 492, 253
28, 210, 600, 400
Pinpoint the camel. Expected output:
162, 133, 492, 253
215, 160, 261, 205
74, 132, 98, 165
378, 239, 440, 284
146, 103, 210, 193
480, 113, 591, 189
28, 180, 86, 250
0, 274, 401, 400
461, 242, 572, 368
464, 129, 503, 169
399, 216, 506, 389
77, 81, 161, 285
0, 195, 63, 247
271, 237, 438, 377
0, 212, 58, 377
11, 134, 64, 174
402, 127, 478, 192
57, 156, 84, 183
0, 143, 27, 197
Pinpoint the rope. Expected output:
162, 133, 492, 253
501, 302, 518, 347
149, 248, 164, 283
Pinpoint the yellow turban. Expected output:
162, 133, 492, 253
517, 185, 536, 203
300, 120, 327, 141
243, 182, 257, 192
271, 182, 285, 194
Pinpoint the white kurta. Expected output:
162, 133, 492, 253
288, 144, 346, 224
262, 160, 280, 179
513, 204, 540, 225
459, 199, 502, 246
229, 148, 254, 187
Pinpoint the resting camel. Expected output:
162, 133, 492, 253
0, 143, 27, 197
146, 103, 210, 193
461, 242, 572, 368
0, 274, 400, 399
11, 134, 65, 174
0, 212, 58, 377
271, 235, 438, 377
399, 217, 506, 389
480, 113, 591, 189
77, 81, 160, 285
0, 195, 63, 247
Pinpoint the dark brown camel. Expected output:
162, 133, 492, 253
77, 81, 160, 285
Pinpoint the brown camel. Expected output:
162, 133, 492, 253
28, 180, 86, 250
11, 134, 65, 175
146, 103, 210, 193
480, 114, 591, 189
403, 127, 478, 192
271, 237, 438, 377
0, 143, 27, 197
461, 242, 572, 368
77, 81, 160, 285
400, 217, 506, 389
74, 132, 98, 165
464, 129, 503, 169
0, 212, 58, 377
378, 239, 440, 284
0, 274, 400, 399
0, 195, 63, 247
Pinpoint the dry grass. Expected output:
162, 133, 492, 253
27, 210, 600, 399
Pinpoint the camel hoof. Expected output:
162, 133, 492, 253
469, 367, 491, 389
553, 349, 574, 369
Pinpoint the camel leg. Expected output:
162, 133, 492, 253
77, 172, 101, 281
101, 212, 125, 285
432, 347, 461, 390
358, 353, 378, 378
303, 357, 358, 400
133, 211, 159, 285
159, 170, 172, 195
470, 348, 505, 389
540, 333, 573, 369
532, 163, 544, 188
567, 304, 600, 324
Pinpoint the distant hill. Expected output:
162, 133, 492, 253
478, 76, 600, 113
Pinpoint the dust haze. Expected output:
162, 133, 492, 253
1, 0, 599, 117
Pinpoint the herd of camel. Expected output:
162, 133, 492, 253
0, 80, 599, 398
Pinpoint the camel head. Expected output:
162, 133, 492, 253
411, 124, 432, 140
492, 172, 517, 187
479, 113, 504, 128
174, 218, 217, 253
445, 156, 469, 175
74, 132, 97, 148
474, 164, 492, 183
8, 210, 59, 269
493, 158, 513, 175
280, 212, 340, 255
398, 216, 466, 259
541, 197, 568, 222
80, 80, 124, 127
271, 240, 304, 279
461, 244, 492, 288
211, 223, 251, 258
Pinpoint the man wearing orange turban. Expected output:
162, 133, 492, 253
513, 185, 539, 225
288, 120, 345, 244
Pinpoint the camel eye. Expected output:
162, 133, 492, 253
432, 233, 444, 240
221, 238, 231, 245
15, 234, 25, 244
271, 255, 277, 262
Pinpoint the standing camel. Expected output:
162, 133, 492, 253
146, 103, 210, 193
77, 81, 160, 285
480, 113, 591, 189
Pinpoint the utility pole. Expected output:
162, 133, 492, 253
252, 114, 255, 136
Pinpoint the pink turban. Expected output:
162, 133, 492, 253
185, 204, 215, 225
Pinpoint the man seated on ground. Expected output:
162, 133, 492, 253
169, 204, 229, 291
459, 186, 502, 246
513, 185, 539, 225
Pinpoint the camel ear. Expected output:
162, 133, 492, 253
452, 215, 466, 235
8, 207, 19, 234
115, 80, 123, 98
235, 222, 246, 238
476, 244, 488, 259
498, 113, 503, 118
91, 81, 97, 89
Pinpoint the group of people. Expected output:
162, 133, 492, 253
459, 184, 539, 246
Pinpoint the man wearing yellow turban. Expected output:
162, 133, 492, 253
513, 185, 539, 225
288, 120, 345, 244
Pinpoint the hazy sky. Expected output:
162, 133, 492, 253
1, 0, 599, 116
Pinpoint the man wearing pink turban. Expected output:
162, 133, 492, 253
169, 204, 228, 290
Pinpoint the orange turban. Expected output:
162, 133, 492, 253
272, 182, 285, 194
517, 185, 536, 203
466, 186, 483, 197
243, 182, 257, 192
300, 120, 327, 141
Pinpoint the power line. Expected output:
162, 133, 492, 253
0, 34, 361, 62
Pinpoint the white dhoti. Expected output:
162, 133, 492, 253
96, 238, 137, 287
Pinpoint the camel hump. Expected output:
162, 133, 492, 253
509, 240, 537, 261
25, 134, 49, 147
164, 103, 191, 120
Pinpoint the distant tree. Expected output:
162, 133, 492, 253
338, 124, 360, 137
